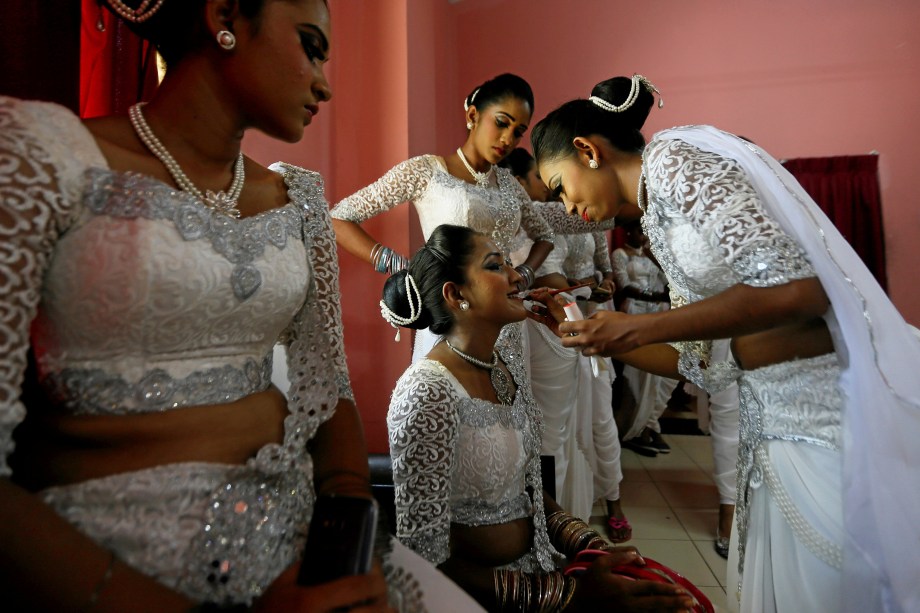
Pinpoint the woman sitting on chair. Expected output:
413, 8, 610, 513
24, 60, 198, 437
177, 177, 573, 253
382, 224, 695, 612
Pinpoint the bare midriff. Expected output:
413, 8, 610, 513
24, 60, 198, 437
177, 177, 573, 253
450, 518, 534, 567
731, 316, 835, 371
12, 386, 290, 491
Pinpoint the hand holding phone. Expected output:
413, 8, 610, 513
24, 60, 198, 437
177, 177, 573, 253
297, 495, 378, 586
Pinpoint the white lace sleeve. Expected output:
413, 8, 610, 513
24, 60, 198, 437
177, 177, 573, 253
644, 138, 815, 287
592, 231, 612, 274
611, 249, 634, 290
0, 98, 97, 477
534, 200, 617, 234
329, 156, 435, 223
510, 179, 554, 244
387, 362, 460, 566
272, 165, 353, 419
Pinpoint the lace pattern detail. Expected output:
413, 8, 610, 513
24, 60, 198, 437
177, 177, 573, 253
83, 169, 303, 301
642, 138, 815, 292
735, 353, 842, 579
273, 163, 354, 405
1, 95, 353, 602
641, 138, 816, 317
0, 97, 105, 476
562, 232, 607, 279
330, 155, 554, 254
389, 323, 562, 569
330, 155, 435, 224
533, 200, 617, 234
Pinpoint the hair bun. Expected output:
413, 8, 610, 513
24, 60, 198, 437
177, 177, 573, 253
382, 270, 432, 331
590, 76, 655, 131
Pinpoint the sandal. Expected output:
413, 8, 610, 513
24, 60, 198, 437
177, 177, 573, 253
606, 516, 633, 543
714, 536, 730, 559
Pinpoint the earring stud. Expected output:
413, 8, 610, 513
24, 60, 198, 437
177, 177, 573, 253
217, 30, 236, 51
588, 159, 599, 170
459, 300, 470, 311
466, 121, 474, 130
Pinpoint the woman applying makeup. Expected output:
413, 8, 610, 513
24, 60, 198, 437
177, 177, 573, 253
529, 74, 920, 612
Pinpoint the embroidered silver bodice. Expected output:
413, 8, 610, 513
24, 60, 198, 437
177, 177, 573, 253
388, 323, 562, 571
0, 97, 353, 603
640, 133, 843, 577
329, 155, 554, 254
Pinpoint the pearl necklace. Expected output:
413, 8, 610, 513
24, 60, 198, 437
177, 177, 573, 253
129, 103, 245, 218
446, 339, 514, 406
456, 147, 495, 188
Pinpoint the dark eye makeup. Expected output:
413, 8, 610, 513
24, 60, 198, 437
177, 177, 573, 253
299, 31, 326, 63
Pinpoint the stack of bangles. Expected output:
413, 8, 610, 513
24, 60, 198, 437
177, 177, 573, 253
514, 263, 535, 289
545, 510, 608, 559
370, 243, 408, 274
494, 568, 577, 612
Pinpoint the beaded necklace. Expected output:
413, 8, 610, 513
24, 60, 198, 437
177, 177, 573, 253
456, 147, 495, 188
129, 103, 245, 218
445, 339, 514, 406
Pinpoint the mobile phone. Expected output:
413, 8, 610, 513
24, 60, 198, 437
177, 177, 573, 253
297, 495, 379, 586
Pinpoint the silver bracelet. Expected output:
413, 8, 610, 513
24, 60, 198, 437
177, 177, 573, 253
514, 264, 535, 289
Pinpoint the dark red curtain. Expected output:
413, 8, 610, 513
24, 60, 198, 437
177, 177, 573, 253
0, 1, 81, 110
80, 0, 159, 118
782, 155, 887, 291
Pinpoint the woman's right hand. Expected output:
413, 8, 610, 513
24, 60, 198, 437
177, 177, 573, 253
569, 553, 696, 612
254, 562, 394, 613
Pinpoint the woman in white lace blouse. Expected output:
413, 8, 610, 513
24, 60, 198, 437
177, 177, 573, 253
0, 1, 392, 610
529, 75, 920, 612
382, 224, 695, 612
330, 74, 555, 359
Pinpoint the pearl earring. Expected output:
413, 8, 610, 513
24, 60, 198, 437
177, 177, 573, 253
459, 300, 470, 311
466, 121, 474, 130
588, 159, 599, 170
217, 30, 236, 51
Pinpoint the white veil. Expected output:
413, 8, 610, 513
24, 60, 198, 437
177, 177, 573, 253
654, 125, 920, 613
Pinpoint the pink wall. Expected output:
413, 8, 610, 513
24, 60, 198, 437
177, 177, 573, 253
244, 0, 920, 452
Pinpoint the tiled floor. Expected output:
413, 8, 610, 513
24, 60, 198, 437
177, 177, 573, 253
587, 434, 730, 612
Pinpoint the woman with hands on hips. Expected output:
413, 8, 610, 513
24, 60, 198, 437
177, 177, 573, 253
526, 74, 920, 612
330, 74, 555, 360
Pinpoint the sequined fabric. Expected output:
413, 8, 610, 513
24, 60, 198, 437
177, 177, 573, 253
734, 354, 843, 573
388, 323, 563, 571
329, 155, 555, 254
0, 97, 353, 604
